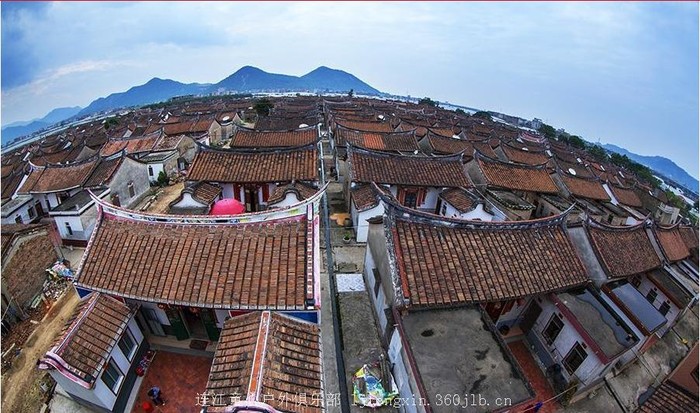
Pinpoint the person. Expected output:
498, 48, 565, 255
147, 386, 165, 406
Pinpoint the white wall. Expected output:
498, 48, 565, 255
220, 183, 235, 200
269, 192, 302, 209
352, 202, 384, 242
147, 163, 165, 183
530, 298, 606, 386
442, 202, 494, 221
2, 201, 35, 224
635, 276, 681, 336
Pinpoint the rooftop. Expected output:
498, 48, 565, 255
39, 292, 134, 389
556, 289, 638, 360
347, 146, 471, 188
402, 307, 532, 412
475, 154, 558, 194
206, 311, 323, 413
606, 281, 667, 335
386, 200, 588, 308
187, 144, 318, 184
585, 221, 662, 278
77, 195, 322, 310
231, 127, 318, 148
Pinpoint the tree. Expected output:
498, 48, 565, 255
455, 108, 466, 115
538, 123, 557, 140
472, 111, 492, 120
157, 170, 169, 187
104, 117, 119, 130
587, 144, 608, 162
253, 98, 274, 116
418, 97, 437, 107
347, 89, 354, 98
568, 135, 586, 150
693, 200, 699, 210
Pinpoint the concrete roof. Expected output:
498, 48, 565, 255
402, 307, 532, 412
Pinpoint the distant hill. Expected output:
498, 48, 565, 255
2, 106, 82, 144
603, 143, 698, 193
211, 65, 381, 95
77, 78, 210, 116
299, 66, 380, 95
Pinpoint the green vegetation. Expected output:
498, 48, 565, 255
157, 170, 169, 187
418, 97, 437, 107
537, 123, 557, 140
587, 144, 608, 162
103, 117, 119, 130
253, 98, 274, 116
455, 108, 466, 115
472, 111, 492, 120
347, 89, 354, 98
608, 152, 660, 187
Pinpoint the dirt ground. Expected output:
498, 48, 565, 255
141, 182, 184, 214
1, 288, 80, 413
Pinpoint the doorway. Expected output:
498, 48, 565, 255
182, 307, 208, 339
244, 186, 259, 212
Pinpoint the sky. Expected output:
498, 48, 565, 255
2, 2, 698, 178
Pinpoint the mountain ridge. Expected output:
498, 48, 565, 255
603, 143, 698, 193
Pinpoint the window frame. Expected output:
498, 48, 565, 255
127, 181, 135, 198
563, 342, 588, 375
646, 289, 658, 305
101, 358, 124, 394
658, 301, 671, 316
64, 221, 73, 236
542, 314, 564, 345
117, 328, 137, 361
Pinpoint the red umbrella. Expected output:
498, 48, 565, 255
210, 198, 246, 215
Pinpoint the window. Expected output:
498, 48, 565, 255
28, 206, 35, 219
542, 314, 564, 345
148, 165, 154, 177
373, 268, 382, 297
646, 289, 658, 305
127, 181, 135, 198
101, 358, 123, 393
118, 329, 137, 360
14, 215, 23, 224
630, 276, 641, 288
65, 222, 73, 236
563, 342, 588, 374
658, 301, 671, 316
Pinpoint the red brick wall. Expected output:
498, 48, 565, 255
3, 232, 58, 308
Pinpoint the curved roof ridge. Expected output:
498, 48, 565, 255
236, 123, 319, 133
348, 143, 463, 161
195, 139, 319, 154
502, 140, 548, 154
584, 214, 649, 232
475, 148, 549, 169
374, 183, 573, 229
88, 182, 328, 224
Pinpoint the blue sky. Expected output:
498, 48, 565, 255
2, 2, 698, 178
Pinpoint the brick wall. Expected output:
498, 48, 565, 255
2, 232, 58, 308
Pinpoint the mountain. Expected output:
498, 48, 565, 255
2, 106, 82, 144
4, 66, 383, 142
211, 65, 381, 95
213, 66, 300, 92
300, 66, 380, 94
603, 143, 698, 193
77, 78, 210, 116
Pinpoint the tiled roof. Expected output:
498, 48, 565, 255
387, 203, 588, 308
206, 311, 322, 413
192, 182, 222, 205
83, 156, 124, 188
439, 188, 476, 213
100, 132, 160, 156
561, 175, 610, 201
1, 171, 26, 200
501, 144, 549, 165
678, 226, 699, 251
231, 128, 318, 148
42, 293, 133, 387
610, 184, 643, 208
77, 211, 314, 309
585, 221, 662, 278
476, 155, 558, 194
636, 381, 698, 413
268, 181, 318, 205
335, 120, 395, 133
556, 158, 594, 178
347, 147, 471, 187
345, 130, 419, 152
426, 133, 473, 155
350, 184, 387, 211
652, 225, 690, 263
187, 146, 318, 184
19, 157, 98, 194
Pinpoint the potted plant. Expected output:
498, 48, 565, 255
342, 231, 352, 244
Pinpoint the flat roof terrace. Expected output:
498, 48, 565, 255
402, 307, 532, 412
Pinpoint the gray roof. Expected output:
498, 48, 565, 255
1, 195, 33, 217
402, 307, 532, 411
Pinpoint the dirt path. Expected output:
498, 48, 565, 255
144, 182, 184, 214
1, 288, 80, 412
